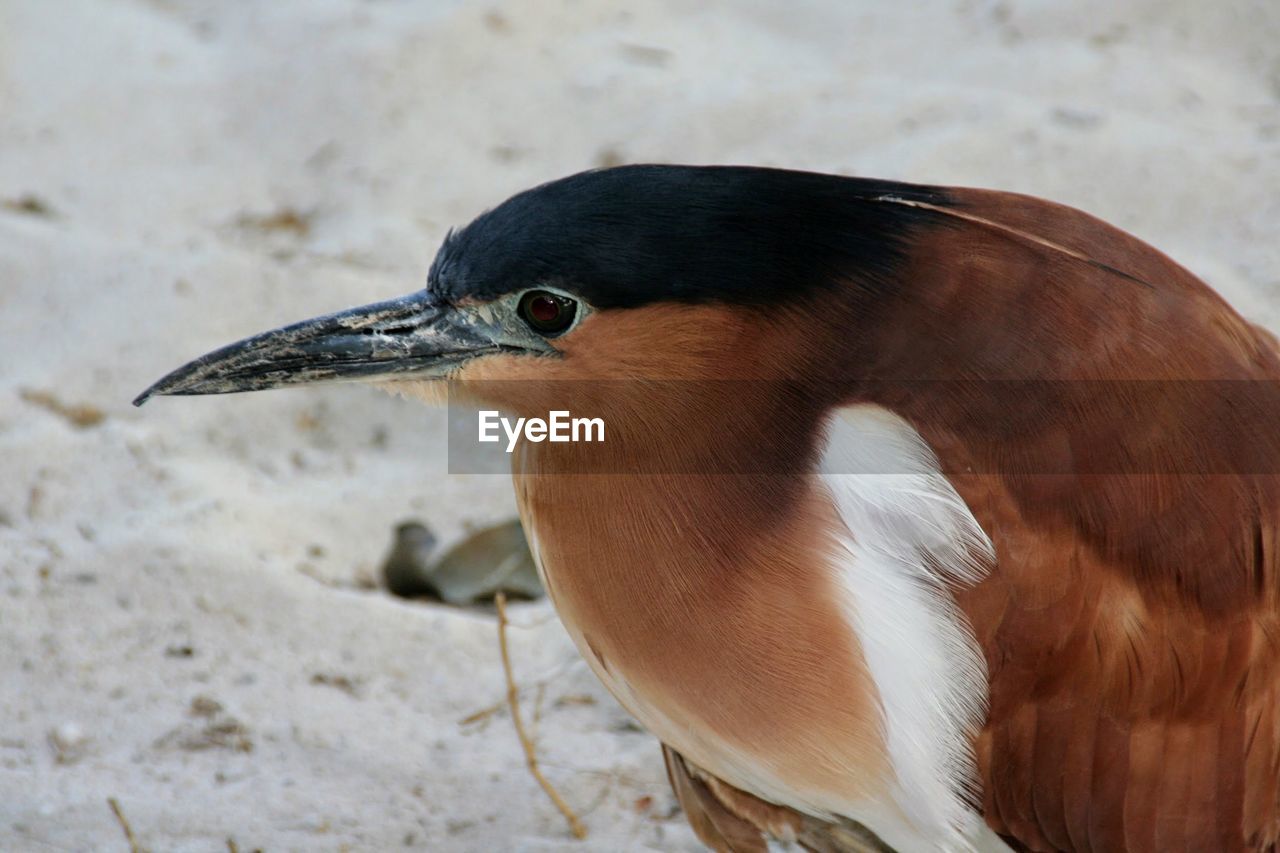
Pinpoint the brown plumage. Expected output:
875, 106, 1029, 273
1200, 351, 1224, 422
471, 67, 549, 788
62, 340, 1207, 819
136, 166, 1280, 851
449, 188, 1280, 850
889, 190, 1280, 851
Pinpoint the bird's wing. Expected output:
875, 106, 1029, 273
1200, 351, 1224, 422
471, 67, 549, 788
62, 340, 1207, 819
880, 187, 1280, 850
949, 469, 1280, 851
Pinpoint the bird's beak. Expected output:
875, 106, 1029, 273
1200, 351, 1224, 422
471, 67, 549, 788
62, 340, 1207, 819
133, 291, 498, 406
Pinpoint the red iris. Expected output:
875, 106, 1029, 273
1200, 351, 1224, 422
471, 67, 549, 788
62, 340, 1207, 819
518, 290, 577, 335
528, 294, 561, 324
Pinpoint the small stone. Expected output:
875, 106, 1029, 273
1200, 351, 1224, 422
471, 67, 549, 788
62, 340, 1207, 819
381, 518, 543, 605
48, 722, 89, 764
190, 695, 223, 718
430, 519, 543, 604
381, 521, 439, 598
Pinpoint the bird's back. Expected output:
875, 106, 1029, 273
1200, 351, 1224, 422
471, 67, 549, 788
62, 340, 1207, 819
864, 185, 1280, 851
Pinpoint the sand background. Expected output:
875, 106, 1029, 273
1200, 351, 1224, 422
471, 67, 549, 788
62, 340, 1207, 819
2, 1, 1277, 850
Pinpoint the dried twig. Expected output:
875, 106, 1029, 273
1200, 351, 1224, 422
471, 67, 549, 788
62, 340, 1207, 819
458, 699, 506, 726
459, 658, 583, 726
107, 797, 142, 853
495, 592, 587, 839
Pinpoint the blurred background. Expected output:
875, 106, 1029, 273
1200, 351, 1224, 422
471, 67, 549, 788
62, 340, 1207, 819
1, 1, 1277, 849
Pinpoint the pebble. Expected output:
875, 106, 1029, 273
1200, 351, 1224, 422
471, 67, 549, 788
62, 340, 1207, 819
381, 518, 543, 605
48, 722, 89, 763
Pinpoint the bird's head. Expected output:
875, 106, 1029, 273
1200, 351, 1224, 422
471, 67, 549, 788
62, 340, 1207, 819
135, 165, 947, 420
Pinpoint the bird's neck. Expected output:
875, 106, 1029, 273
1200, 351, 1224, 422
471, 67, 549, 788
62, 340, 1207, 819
508, 378, 828, 580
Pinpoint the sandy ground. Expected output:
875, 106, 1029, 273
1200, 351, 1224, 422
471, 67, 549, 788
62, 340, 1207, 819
1, 1, 1277, 850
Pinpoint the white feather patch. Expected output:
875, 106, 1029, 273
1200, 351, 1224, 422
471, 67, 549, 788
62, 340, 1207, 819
818, 404, 995, 851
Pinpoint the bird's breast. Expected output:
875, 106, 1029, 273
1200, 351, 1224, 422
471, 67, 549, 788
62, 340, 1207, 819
510, 404, 995, 851
514, 465, 894, 819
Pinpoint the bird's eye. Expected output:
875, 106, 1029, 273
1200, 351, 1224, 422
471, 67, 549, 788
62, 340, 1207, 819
517, 290, 577, 336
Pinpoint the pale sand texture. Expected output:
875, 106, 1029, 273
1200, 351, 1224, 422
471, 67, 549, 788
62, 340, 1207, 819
1, 1, 1278, 850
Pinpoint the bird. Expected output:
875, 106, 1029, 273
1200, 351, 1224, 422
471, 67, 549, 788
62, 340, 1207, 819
135, 164, 1280, 852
